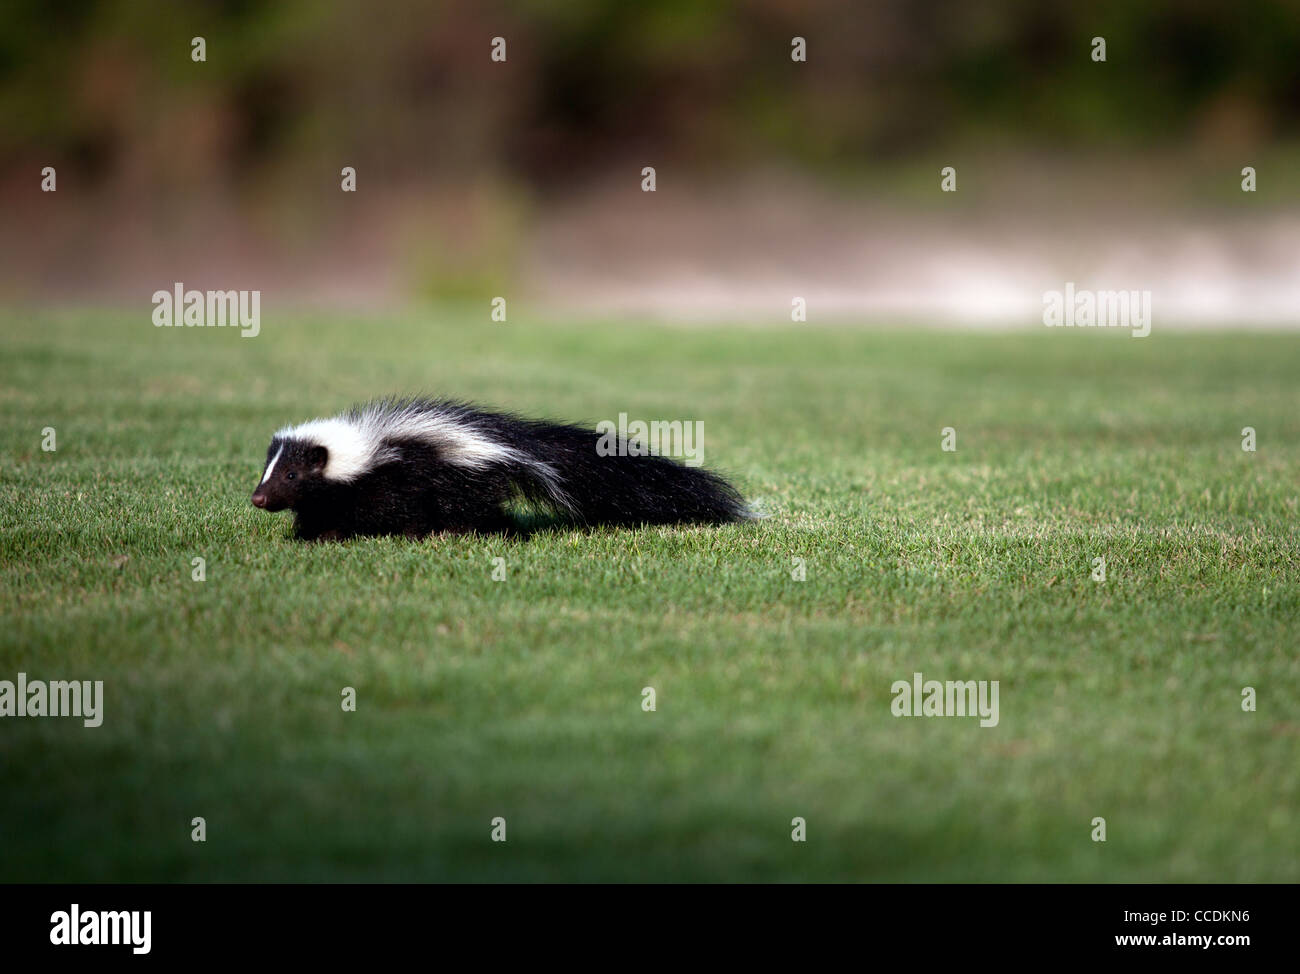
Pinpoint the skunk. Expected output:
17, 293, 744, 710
250, 397, 751, 540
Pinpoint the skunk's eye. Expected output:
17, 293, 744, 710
286, 472, 296, 481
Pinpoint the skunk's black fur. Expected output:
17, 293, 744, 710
251, 397, 751, 540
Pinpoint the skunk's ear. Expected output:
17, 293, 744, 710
307, 445, 328, 471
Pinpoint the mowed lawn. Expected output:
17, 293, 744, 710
1, 308, 1297, 882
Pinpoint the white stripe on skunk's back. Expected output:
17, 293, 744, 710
276, 399, 528, 483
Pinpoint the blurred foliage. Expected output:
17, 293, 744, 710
2, 0, 1298, 193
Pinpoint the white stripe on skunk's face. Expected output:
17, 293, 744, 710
260, 445, 284, 485
251, 438, 329, 512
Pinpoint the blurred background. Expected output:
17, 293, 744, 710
2, 0, 1299, 323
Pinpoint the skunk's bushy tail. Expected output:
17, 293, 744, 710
504, 419, 752, 527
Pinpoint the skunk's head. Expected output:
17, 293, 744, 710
251, 437, 328, 512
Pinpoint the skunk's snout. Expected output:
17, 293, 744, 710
251, 491, 268, 508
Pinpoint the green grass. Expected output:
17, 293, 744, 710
2, 308, 1298, 882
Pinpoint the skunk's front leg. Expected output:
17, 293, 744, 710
293, 510, 349, 542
